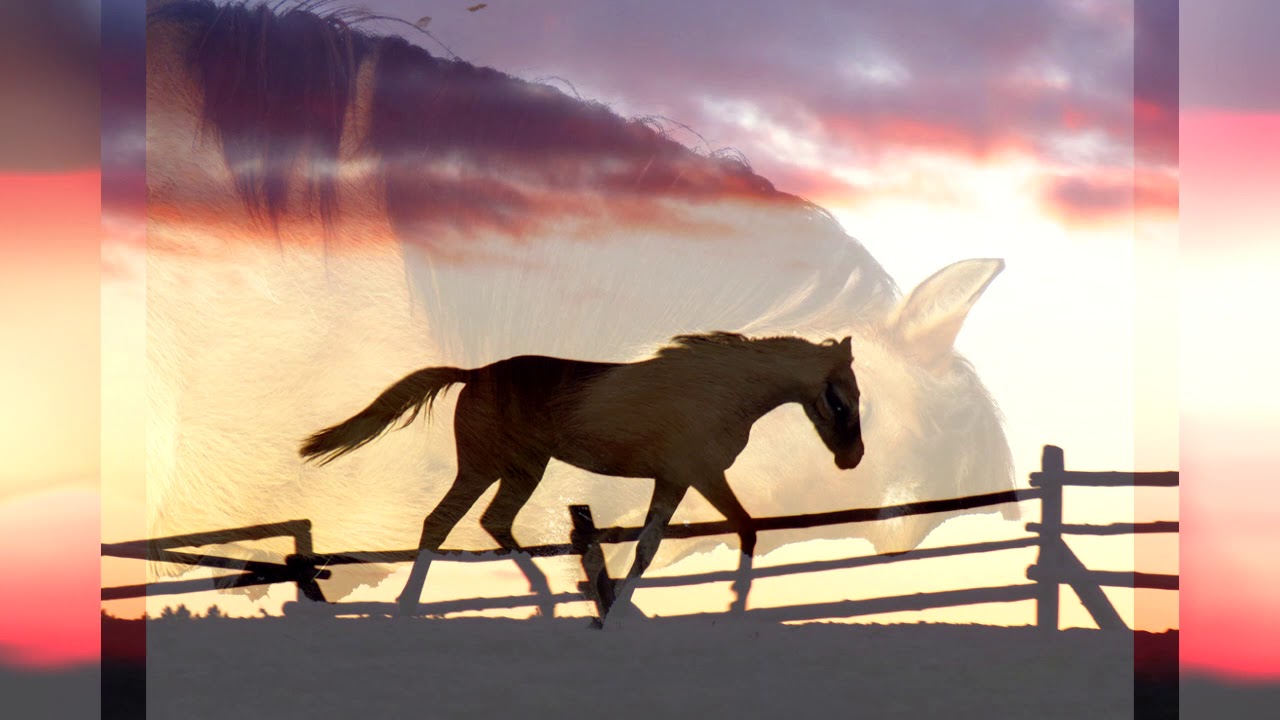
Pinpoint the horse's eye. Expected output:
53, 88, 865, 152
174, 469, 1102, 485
823, 384, 847, 416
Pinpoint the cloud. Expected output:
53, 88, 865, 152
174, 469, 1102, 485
0, 0, 102, 170
1181, 0, 1280, 111
353, 0, 1170, 231
151, 1, 1169, 246
1040, 168, 1177, 225
1134, 0, 1178, 166
102, 0, 146, 219
391, 1, 1151, 167
149, 2, 838, 248
1043, 174, 1132, 221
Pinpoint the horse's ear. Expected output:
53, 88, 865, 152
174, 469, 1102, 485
839, 336, 852, 358
890, 258, 1003, 371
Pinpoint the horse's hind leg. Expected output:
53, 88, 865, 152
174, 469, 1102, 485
398, 469, 494, 616
480, 457, 556, 619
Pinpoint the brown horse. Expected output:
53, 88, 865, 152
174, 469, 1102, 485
300, 332, 863, 620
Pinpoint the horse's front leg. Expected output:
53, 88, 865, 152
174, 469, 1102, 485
696, 474, 757, 614
608, 480, 689, 625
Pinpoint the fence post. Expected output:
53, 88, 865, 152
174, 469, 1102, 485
569, 505, 615, 626
1034, 445, 1064, 632
288, 519, 327, 603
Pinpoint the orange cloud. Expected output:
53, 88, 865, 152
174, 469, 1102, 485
1135, 98, 1177, 167
820, 115, 1030, 162
1039, 168, 1178, 227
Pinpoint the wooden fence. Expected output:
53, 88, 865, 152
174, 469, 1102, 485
102, 445, 1178, 630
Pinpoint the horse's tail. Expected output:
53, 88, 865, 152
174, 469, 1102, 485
299, 366, 473, 465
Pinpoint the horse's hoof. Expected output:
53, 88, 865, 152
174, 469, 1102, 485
587, 617, 604, 630
598, 599, 648, 630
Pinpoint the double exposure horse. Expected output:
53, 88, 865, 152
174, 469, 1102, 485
300, 333, 862, 618
135, 0, 1017, 610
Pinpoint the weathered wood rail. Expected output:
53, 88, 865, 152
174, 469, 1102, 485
102, 445, 1178, 630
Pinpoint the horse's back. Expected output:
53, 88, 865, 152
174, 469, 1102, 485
480, 355, 615, 398
452, 355, 614, 447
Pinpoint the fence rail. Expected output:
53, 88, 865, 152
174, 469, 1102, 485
102, 445, 1178, 630
1030, 471, 1179, 488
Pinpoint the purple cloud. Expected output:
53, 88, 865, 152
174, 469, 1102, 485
1182, 0, 1280, 111
365, 0, 1161, 182
147, 1, 1173, 230
0, 0, 101, 170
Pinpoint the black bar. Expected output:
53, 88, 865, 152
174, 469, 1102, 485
145, 550, 296, 573
1027, 566, 1179, 591
637, 537, 1040, 589
1131, 572, 1180, 591
280, 584, 1040, 621
102, 569, 294, 601
282, 592, 588, 617
300, 545, 580, 565
1027, 521, 1179, 536
102, 519, 313, 558
1030, 471, 1179, 488
727, 584, 1039, 624
106, 489, 1039, 568
1055, 540, 1127, 631
292, 490, 1041, 567
103, 537, 1043, 604
593, 488, 1039, 545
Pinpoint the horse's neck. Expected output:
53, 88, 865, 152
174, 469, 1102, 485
719, 349, 814, 421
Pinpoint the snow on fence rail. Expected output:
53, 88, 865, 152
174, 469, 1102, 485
101, 445, 1179, 630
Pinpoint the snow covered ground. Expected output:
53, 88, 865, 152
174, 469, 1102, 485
143, 615, 1151, 719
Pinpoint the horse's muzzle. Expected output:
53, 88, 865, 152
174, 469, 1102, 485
835, 444, 864, 470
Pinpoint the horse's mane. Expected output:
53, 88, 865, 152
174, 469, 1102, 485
147, 0, 801, 234
654, 331, 835, 359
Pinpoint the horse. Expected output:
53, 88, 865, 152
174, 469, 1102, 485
299, 332, 863, 618
133, 0, 1017, 610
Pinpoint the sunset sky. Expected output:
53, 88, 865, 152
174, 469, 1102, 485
1, 0, 1276, 683
1178, 0, 1280, 679
130, 0, 1174, 634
